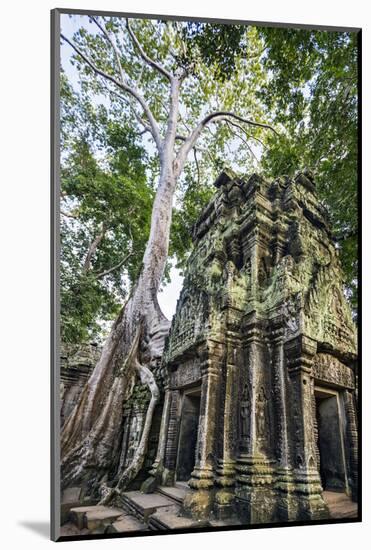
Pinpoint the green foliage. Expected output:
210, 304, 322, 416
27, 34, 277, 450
257, 29, 358, 309
60, 79, 153, 343
170, 175, 215, 272
180, 23, 246, 81
184, 24, 358, 310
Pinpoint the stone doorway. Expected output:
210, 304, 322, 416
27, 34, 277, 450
176, 388, 201, 482
315, 387, 348, 493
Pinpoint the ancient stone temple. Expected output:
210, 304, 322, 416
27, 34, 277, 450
144, 169, 358, 524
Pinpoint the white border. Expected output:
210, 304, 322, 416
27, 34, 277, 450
1, 1, 369, 548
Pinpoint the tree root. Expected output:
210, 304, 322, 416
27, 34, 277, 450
99, 351, 160, 505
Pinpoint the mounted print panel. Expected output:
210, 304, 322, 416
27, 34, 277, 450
51, 8, 361, 541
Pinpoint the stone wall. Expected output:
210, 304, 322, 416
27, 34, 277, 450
60, 343, 101, 427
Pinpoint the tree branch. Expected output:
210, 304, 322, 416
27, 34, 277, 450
224, 119, 259, 163
61, 210, 78, 220
149, 20, 179, 64
90, 16, 126, 86
95, 252, 133, 279
101, 83, 152, 135
61, 33, 162, 151
193, 148, 200, 186
175, 111, 278, 176
83, 223, 106, 274
126, 18, 172, 81
175, 135, 216, 173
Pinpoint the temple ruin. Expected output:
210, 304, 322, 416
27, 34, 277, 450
143, 169, 358, 524
61, 170, 358, 530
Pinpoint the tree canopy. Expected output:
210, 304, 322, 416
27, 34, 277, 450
185, 24, 358, 307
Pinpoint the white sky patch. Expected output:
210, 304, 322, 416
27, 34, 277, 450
158, 266, 184, 321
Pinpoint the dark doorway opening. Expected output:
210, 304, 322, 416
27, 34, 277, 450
176, 389, 201, 482
315, 388, 347, 492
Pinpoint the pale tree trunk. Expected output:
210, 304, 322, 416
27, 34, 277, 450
60, 38, 180, 494
61, 162, 176, 495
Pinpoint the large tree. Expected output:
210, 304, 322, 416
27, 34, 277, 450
60, 16, 276, 498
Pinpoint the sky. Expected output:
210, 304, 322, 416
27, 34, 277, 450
157, 266, 184, 319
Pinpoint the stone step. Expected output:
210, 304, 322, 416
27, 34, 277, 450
121, 491, 176, 522
106, 515, 148, 533
322, 491, 358, 519
209, 517, 243, 528
69, 505, 124, 530
323, 491, 353, 503
61, 487, 88, 525
148, 502, 240, 531
59, 522, 90, 537
330, 508, 358, 519
148, 504, 203, 531
157, 482, 190, 504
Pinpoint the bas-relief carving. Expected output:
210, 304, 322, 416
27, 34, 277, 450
303, 263, 356, 353
282, 293, 301, 336
256, 386, 269, 454
258, 257, 269, 286
166, 288, 209, 360
313, 353, 355, 389
239, 383, 250, 446
171, 360, 202, 388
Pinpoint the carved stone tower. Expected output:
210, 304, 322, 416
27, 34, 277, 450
144, 170, 358, 524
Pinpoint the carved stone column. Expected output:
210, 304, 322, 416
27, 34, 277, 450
285, 335, 328, 520
117, 407, 132, 474
343, 389, 358, 500
235, 325, 276, 524
272, 330, 290, 468
273, 232, 286, 265
162, 389, 181, 486
182, 341, 223, 519
271, 329, 296, 521
312, 387, 321, 474
214, 337, 238, 519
